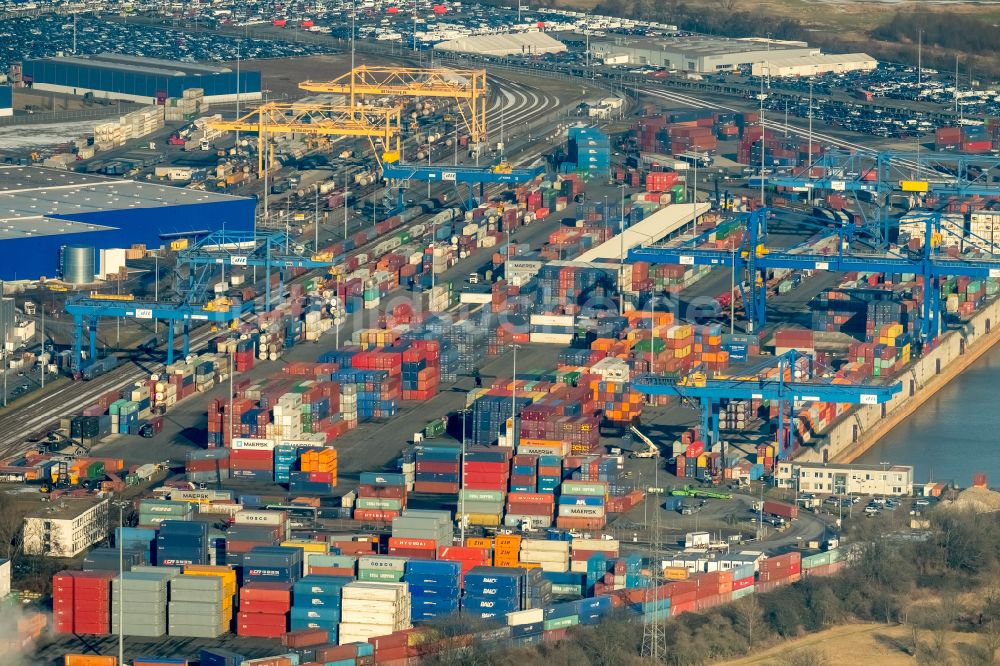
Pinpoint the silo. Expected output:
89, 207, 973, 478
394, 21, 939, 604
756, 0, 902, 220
61, 245, 95, 284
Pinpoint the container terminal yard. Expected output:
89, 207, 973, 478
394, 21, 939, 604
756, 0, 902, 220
0, 4, 996, 665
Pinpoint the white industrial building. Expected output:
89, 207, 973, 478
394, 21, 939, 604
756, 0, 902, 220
591, 36, 818, 73
774, 462, 914, 497
434, 32, 566, 57
23, 497, 110, 557
752, 53, 877, 78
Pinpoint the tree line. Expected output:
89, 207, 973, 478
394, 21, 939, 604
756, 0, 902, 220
417, 506, 1000, 665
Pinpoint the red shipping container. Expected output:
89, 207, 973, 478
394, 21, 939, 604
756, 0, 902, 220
240, 582, 292, 604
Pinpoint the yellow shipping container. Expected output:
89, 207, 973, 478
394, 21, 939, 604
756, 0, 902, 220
280, 540, 330, 554
663, 566, 690, 581
466, 537, 493, 549
466, 513, 501, 527
494, 555, 520, 567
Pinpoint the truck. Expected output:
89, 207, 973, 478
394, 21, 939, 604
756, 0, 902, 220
138, 417, 164, 438
762, 500, 799, 521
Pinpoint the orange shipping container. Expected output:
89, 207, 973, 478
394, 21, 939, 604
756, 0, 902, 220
65, 657, 117, 666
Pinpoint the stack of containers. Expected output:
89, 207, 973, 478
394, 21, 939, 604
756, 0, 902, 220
156, 520, 209, 566
523, 567, 553, 610
230, 438, 275, 481
400, 343, 440, 401
414, 444, 461, 493
358, 556, 408, 583
509, 454, 538, 492
471, 395, 532, 446
225, 524, 281, 562
237, 581, 291, 637
338, 581, 412, 644
459, 488, 505, 528
167, 574, 230, 637
519, 539, 569, 573
537, 455, 562, 494
111, 569, 177, 637
463, 449, 511, 521
557, 481, 608, 530
504, 492, 555, 530
242, 546, 302, 585
756, 552, 801, 593
137, 499, 194, 528
185, 449, 231, 483
494, 535, 521, 567
290, 574, 353, 633
53, 571, 116, 635
333, 369, 398, 421
354, 471, 407, 522
731, 562, 756, 600
290, 448, 338, 493
438, 544, 492, 585
404, 559, 462, 622
389, 510, 452, 559
462, 566, 523, 621
306, 553, 357, 577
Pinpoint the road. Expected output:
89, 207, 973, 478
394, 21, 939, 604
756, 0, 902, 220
0, 71, 575, 455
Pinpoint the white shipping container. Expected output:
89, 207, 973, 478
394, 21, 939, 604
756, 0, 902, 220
342, 581, 409, 601
528, 332, 574, 344
557, 505, 606, 517
234, 510, 288, 526
571, 538, 620, 553
506, 608, 544, 626
519, 539, 570, 553
231, 438, 277, 450
529, 314, 575, 327
357, 556, 408, 572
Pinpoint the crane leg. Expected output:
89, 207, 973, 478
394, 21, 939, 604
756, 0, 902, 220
72, 315, 83, 372
182, 321, 191, 359
710, 401, 720, 447
88, 320, 97, 363
167, 322, 175, 366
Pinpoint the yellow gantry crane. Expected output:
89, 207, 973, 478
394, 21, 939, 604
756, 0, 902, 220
299, 65, 488, 146
207, 102, 404, 176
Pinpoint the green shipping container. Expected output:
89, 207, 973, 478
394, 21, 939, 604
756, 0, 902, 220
357, 569, 405, 582
544, 615, 579, 630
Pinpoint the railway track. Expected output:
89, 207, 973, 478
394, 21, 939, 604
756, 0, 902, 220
0, 75, 565, 455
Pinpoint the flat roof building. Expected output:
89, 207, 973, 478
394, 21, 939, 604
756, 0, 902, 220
775, 461, 914, 497
434, 32, 566, 57
0, 166, 255, 281
22, 54, 262, 104
752, 53, 877, 78
592, 36, 818, 73
23, 496, 109, 558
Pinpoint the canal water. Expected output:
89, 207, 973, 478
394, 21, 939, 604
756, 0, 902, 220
857, 344, 1000, 486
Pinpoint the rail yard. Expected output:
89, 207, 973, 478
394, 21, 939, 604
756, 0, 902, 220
0, 3, 995, 665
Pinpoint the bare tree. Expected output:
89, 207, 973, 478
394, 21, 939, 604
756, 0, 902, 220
734, 595, 765, 654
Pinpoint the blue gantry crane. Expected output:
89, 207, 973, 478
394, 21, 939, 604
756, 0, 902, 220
65, 293, 252, 372
628, 207, 1000, 341
177, 230, 342, 313
761, 149, 1000, 246
631, 350, 902, 459
382, 162, 544, 209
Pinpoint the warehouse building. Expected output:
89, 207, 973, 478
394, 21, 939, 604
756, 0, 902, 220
23, 497, 109, 558
752, 53, 877, 78
434, 32, 566, 57
775, 461, 914, 496
0, 166, 255, 282
21, 54, 262, 104
0, 86, 11, 118
592, 36, 818, 73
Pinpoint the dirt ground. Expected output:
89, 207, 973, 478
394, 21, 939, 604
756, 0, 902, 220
232, 54, 403, 100
717, 622, 991, 666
